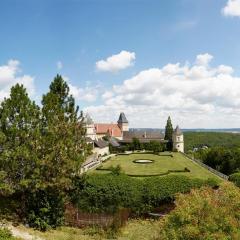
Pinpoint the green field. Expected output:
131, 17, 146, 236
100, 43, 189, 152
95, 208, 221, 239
93, 152, 220, 180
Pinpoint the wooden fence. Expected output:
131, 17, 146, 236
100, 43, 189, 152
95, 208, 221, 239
64, 204, 130, 228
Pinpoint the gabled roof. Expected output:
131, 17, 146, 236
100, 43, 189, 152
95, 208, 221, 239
94, 139, 109, 149
174, 125, 182, 135
122, 130, 164, 140
117, 112, 128, 123
109, 137, 120, 147
94, 124, 122, 137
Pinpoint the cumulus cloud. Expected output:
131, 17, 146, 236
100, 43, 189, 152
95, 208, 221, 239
62, 76, 99, 103
57, 61, 63, 70
222, 0, 240, 17
96, 50, 135, 73
0, 60, 35, 101
85, 53, 240, 128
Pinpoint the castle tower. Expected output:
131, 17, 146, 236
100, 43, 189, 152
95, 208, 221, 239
117, 112, 129, 132
84, 113, 96, 140
172, 125, 184, 153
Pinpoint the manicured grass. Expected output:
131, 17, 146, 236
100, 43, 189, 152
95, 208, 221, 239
92, 152, 220, 180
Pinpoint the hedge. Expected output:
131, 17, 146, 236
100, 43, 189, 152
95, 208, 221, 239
71, 174, 219, 214
229, 172, 240, 187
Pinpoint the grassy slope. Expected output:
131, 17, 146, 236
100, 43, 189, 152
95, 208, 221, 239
12, 219, 159, 240
92, 153, 219, 180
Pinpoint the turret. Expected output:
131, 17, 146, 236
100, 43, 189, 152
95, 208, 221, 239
117, 112, 129, 132
172, 125, 184, 152
84, 113, 96, 140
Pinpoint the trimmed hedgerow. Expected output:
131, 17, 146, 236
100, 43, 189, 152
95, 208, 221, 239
229, 172, 240, 187
71, 174, 219, 214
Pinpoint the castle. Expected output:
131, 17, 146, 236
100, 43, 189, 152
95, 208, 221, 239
84, 112, 184, 156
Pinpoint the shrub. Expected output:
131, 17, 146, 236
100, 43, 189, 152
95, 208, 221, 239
229, 172, 240, 187
157, 182, 240, 240
0, 228, 16, 240
25, 188, 65, 231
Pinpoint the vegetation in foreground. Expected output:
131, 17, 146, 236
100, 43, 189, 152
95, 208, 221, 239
72, 173, 218, 214
0, 75, 88, 231
157, 182, 240, 240
4, 182, 239, 240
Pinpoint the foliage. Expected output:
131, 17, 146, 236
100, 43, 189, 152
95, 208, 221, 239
157, 183, 240, 240
0, 228, 18, 240
109, 165, 122, 175
194, 146, 240, 175
25, 188, 65, 231
164, 116, 173, 141
184, 131, 240, 152
40, 74, 86, 190
71, 174, 218, 214
0, 76, 87, 230
0, 84, 40, 194
142, 176, 217, 211
71, 174, 143, 214
129, 137, 141, 151
229, 172, 240, 187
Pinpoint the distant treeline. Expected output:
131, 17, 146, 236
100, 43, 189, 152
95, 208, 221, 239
184, 132, 240, 152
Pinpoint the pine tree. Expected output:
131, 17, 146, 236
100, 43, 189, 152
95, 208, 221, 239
0, 84, 40, 194
40, 75, 86, 190
164, 116, 173, 141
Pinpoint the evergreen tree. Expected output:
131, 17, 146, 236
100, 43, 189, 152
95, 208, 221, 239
0, 84, 40, 194
164, 116, 173, 141
40, 75, 86, 190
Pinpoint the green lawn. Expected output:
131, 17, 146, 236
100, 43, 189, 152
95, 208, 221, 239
92, 152, 220, 180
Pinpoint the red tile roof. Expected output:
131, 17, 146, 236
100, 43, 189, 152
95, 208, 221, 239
94, 124, 122, 137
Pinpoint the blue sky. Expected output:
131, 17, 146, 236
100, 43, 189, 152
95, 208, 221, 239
1, 0, 240, 128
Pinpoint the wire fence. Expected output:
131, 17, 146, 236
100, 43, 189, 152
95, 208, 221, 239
181, 152, 229, 180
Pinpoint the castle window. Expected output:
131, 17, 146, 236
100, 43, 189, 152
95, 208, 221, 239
177, 137, 180, 141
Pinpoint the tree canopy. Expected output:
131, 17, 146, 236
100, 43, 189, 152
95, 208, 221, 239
164, 116, 173, 141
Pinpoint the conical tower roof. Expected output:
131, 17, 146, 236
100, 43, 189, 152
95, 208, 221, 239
84, 113, 94, 125
174, 125, 182, 135
117, 112, 128, 123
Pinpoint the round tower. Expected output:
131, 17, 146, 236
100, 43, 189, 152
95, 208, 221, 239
172, 125, 184, 153
117, 112, 129, 132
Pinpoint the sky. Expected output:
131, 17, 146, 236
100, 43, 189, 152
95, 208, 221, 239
1, 0, 240, 128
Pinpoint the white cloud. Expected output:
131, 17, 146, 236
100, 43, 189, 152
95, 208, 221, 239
222, 0, 240, 17
85, 53, 240, 128
0, 60, 35, 101
62, 76, 99, 103
195, 53, 213, 66
69, 83, 98, 102
96, 50, 135, 73
57, 61, 63, 70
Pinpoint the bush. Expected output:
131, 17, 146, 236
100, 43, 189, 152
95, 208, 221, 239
0, 228, 16, 240
71, 174, 143, 214
157, 183, 240, 240
229, 172, 240, 187
25, 188, 65, 231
